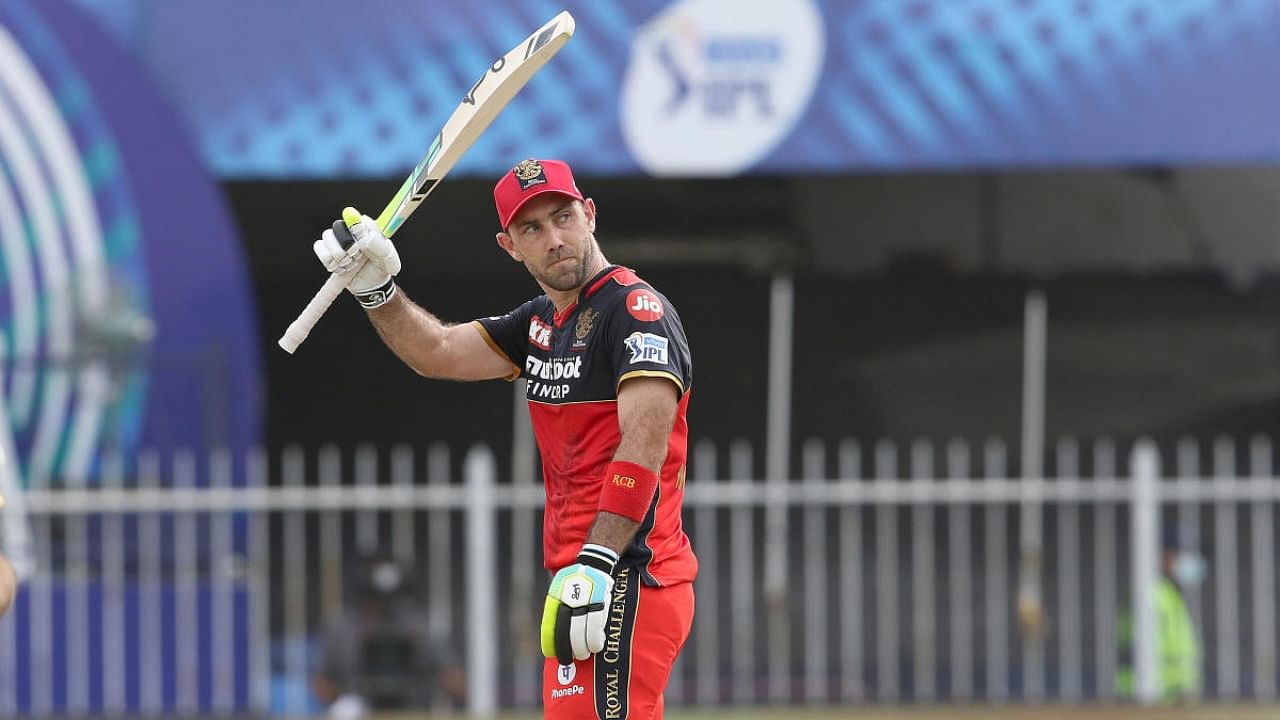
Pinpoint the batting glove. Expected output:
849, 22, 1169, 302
541, 544, 617, 665
313, 207, 402, 309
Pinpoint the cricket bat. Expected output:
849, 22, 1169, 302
278, 10, 576, 353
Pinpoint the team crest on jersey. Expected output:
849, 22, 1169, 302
528, 317, 552, 350
626, 289, 664, 321
624, 332, 669, 365
572, 307, 599, 349
513, 159, 547, 191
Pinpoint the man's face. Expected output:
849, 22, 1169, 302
498, 194, 598, 292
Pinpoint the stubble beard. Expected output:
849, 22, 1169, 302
534, 239, 598, 292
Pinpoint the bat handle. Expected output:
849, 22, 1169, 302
277, 272, 348, 353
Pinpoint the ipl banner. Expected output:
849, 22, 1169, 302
77, 0, 1280, 177
0, 0, 260, 714
620, 0, 825, 176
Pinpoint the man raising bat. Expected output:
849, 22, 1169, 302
313, 159, 697, 719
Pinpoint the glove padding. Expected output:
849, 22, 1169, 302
541, 544, 618, 665
313, 208, 402, 308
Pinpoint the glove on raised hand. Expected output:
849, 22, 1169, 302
312, 207, 402, 309
541, 544, 618, 666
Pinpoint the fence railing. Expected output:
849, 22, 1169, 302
2, 435, 1279, 716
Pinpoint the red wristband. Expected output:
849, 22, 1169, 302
597, 461, 660, 522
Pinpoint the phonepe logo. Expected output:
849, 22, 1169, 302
620, 0, 824, 176
550, 661, 583, 700
550, 684, 585, 699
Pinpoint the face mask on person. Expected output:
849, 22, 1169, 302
1172, 551, 1207, 587
370, 561, 403, 594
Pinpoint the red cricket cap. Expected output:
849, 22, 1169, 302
493, 159, 584, 229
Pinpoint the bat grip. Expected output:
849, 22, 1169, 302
277, 272, 348, 353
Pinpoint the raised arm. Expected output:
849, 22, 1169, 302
314, 210, 517, 381
365, 292, 516, 381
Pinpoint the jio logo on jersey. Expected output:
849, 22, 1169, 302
625, 332, 670, 365
626, 289, 665, 321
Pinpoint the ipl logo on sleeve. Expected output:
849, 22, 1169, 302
624, 332, 670, 365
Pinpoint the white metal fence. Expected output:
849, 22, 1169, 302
3, 434, 1280, 716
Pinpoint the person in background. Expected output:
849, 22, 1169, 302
1117, 526, 1204, 701
0, 551, 15, 618
312, 553, 465, 720
0, 491, 19, 618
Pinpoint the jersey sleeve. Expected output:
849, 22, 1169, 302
605, 285, 692, 394
472, 300, 536, 381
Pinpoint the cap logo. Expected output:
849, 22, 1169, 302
513, 159, 547, 191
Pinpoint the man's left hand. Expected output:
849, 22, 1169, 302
540, 545, 618, 665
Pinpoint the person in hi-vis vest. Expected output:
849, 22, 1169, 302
1117, 527, 1204, 701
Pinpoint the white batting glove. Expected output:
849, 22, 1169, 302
313, 207, 402, 309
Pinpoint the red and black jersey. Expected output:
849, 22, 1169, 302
474, 266, 697, 587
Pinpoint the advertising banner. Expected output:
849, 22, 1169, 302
70, 0, 1280, 177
